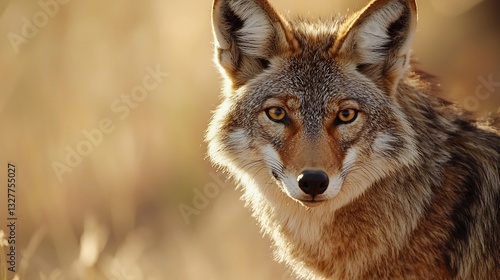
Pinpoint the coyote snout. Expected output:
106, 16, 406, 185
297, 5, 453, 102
262, 128, 356, 205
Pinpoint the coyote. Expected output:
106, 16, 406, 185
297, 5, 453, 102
206, 0, 500, 278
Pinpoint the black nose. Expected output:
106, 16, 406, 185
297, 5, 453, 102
297, 170, 329, 197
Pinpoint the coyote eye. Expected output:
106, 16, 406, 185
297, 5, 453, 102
336, 109, 358, 124
265, 107, 287, 123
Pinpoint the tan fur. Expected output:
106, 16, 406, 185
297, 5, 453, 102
207, 0, 500, 279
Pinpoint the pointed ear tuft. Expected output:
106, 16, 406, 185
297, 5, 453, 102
212, 0, 296, 89
333, 0, 417, 95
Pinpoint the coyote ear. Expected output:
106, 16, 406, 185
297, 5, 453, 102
212, 0, 297, 89
332, 0, 417, 95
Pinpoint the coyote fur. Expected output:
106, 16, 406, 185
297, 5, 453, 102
207, 0, 500, 278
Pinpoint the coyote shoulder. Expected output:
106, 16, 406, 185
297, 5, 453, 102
207, 0, 500, 279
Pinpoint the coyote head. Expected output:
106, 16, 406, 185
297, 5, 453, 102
207, 0, 421, 209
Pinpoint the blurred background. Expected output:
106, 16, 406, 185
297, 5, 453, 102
0, 0, 498, 279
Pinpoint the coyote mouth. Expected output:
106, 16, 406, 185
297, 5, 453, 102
299, 198, 326, 207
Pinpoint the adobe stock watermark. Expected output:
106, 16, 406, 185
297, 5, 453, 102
178, 172, 230, 225
463, 73, 500, 112
51, 65, 168, 182
7, 0, 72, 53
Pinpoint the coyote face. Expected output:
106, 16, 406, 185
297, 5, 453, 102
212, 52, 420, 209
208, 0, 419, 209
207, 0, 500, 279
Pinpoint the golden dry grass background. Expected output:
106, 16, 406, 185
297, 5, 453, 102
0, 0, 498, 279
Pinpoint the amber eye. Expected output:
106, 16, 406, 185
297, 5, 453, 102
265, 107, 287, 123
337, 109, 358, 124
